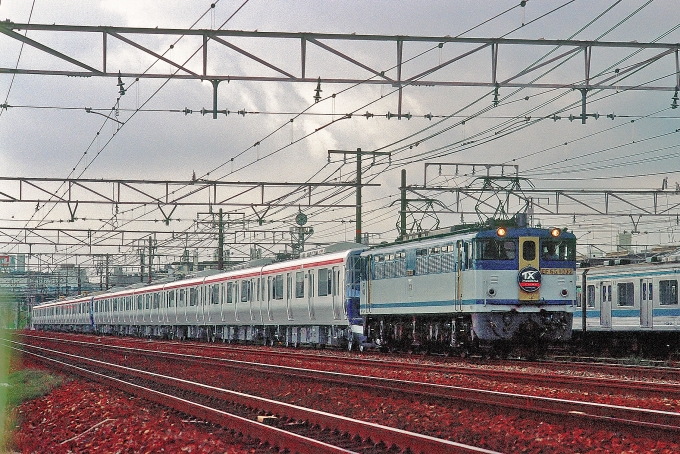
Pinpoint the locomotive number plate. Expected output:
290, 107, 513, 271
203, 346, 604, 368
540, 268, 573, 275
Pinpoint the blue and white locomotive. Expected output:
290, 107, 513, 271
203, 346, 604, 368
31, 224, 577, 354
360, 225, 577, 353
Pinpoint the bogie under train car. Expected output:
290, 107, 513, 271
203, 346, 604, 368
574, 261, 680, 356
32, 225, 577, 355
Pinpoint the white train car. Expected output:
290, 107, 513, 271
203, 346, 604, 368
574, 261, 680, 354
32, 244, 365, 349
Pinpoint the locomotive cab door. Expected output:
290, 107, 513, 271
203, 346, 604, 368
640, 278, 653, 328
600, 281, 612, 329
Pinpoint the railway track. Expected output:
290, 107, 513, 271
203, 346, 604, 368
9, 340, 494, 454
24, 333, 680, 400
18, 333, 680, 440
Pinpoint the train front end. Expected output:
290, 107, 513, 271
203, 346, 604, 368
472, 226, 577, 344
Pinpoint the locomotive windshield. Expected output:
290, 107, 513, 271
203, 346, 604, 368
476, 239, 516, 260
540, 239, 575, 261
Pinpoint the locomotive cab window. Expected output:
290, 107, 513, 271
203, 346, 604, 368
477, 239, 515, 260
541, 239, 575, 261
522, 240, 536, 261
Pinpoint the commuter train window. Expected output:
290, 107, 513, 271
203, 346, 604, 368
295, 271, 304, 298
178, 289, 186, 307
189, 288, 198, 306
522, 240, 536, 261
274, 275, 284, 300
587, 285, 595, 308
617, 282, 634, 306
153, 293, 160, 309
145, 295, 151, 310
137, 295, 143, 310
212, 285, 220, 304
168, 291, 175, 308
241, 280, 250, 302
318, 268, 330, 296
226, 282, 233, 303
659, 280, 678, 305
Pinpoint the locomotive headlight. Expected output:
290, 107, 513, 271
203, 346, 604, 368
561, 288, 569, 297
487, 288, 497, 297
550, 228, 561, 237
496, 227, 507, 237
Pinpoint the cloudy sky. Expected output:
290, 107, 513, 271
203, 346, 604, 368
1, 0, 679, 272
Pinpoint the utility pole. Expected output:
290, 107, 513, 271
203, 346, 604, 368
148, 236, 154, 284
140, 249, 145, 283
217, 208, 224, 270
400, 169, 407, 241
328, 148, 391, 244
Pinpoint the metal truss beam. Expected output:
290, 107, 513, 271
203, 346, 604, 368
1, 22, 677, 97
0, 176, 377, 211
407, 186, 680, 218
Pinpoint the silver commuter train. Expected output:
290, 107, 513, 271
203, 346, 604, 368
31, 244, 364, 348
574, 260, 680, 355
32, 225, 578, 353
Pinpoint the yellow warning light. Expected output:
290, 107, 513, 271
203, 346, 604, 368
550, 228, 561, 237
496, 227, 507, 237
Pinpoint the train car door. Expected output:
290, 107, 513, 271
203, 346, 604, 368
454, 240, 465, 311
307, 271, 315, 320
332, 266, 342, 320
600, 281, 612, 328
640, 278, 653, 328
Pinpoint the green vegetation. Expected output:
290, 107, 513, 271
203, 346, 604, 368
0, 297, 62, 450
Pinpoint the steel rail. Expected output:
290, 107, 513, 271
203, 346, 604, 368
13, 341, 494, 454
26, 333, 680, 399
21, 335, 680, 437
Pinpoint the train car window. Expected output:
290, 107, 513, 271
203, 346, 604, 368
241, 280, 250, 302
617, 283, 634, 306
587, 285, 595, 307
274, 275, 284, 300
318, 268, 330, 296
477, 239, 514, 260
153, 293, 160, 309
226, 282, 233, 303
168, 291, 175, 308
145, 295, 151, 310
522, 240, 536, 261
212, 285, 220, 304
189, 288, 198, 306
295, 271, 304, 298
660, 280, 678, 305
541, 239, 575, 261
287, 273, 293, 299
